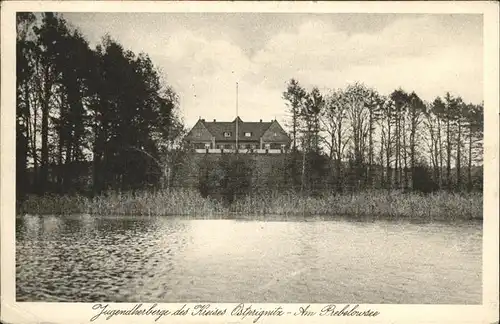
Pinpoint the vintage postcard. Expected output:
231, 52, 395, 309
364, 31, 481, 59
1, 1, 498, 323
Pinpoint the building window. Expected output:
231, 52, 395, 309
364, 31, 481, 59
223, 132, 232, 137
265, 143, 270, 149
205, 143, 210, 149
244, 132, 252, 137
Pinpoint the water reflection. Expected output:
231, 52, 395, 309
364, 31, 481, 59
16, 215, 482, 303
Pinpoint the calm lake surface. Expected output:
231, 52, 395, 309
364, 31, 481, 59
16, 215, 482, 304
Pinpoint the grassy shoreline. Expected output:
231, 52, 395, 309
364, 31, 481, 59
17, 189, 483, 222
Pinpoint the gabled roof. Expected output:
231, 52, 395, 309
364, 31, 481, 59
201, 117, 273, 141
185, 117, 291, 142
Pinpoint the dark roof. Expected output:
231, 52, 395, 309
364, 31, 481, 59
201, 117, 274, 141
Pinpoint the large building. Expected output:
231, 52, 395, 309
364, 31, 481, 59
184, 117, 291, 153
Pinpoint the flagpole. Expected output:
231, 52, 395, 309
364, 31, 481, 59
236, 82, 239, 151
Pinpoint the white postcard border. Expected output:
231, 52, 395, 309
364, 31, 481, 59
1, 1, 498, 324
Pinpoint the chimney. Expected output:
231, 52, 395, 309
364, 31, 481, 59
213, 119, 216, 122
260, 119, 262, 122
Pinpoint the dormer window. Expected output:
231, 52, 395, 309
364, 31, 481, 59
244, 132, 252, 137
223, 132, 232, 138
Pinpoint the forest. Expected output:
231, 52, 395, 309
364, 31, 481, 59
281, 79, 483, 194
15, 13, 483, 219
16, 13, 184, 199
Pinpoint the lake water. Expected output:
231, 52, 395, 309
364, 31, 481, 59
16, 215, 482, 304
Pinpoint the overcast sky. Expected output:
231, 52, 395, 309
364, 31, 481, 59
63, 13, 483, 128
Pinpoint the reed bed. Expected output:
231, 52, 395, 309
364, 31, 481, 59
18, 189, 482, 221
84, 189, 224, 217
18, 194, 89, 215
18, 189, 224, 218
231, 190, 482, 221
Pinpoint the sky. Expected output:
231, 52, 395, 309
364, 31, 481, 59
63, 13, 483, 128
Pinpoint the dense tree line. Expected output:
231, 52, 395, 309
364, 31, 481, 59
16, 13, 483, 203
16, 13, 183, 198
283, 79, 483, 193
